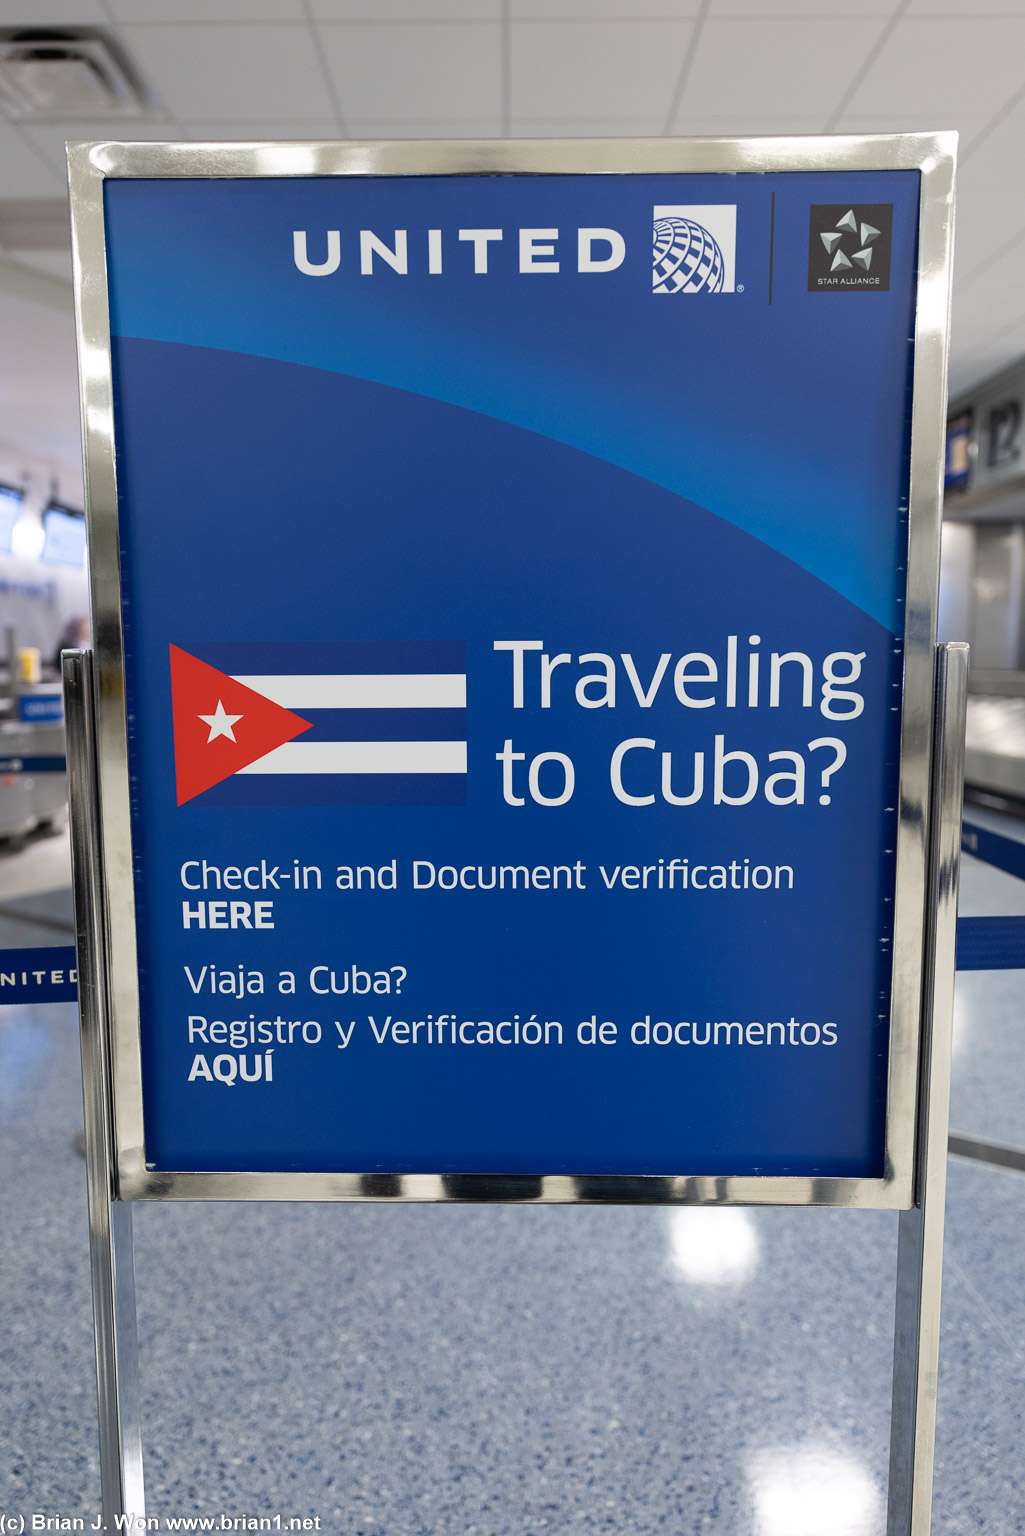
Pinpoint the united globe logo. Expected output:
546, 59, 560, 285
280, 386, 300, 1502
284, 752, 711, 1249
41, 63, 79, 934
652, 204, 737, 294
653, 217, 723, 293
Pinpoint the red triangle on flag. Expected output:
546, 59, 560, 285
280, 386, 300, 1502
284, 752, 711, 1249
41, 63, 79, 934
169, 645, 312, 806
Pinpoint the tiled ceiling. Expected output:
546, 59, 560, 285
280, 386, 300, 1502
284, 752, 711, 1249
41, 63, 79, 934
0, 0, 1023, 474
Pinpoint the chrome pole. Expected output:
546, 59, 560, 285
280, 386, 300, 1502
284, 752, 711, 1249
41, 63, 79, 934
887, 641, 968, 1535
63, 648, 146, 1529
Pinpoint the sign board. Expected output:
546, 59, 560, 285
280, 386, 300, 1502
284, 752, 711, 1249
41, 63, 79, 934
18, 691, 63, 723
946, 356, 1025, 504
68, 137, 954, 1205
945, 410, 972, 493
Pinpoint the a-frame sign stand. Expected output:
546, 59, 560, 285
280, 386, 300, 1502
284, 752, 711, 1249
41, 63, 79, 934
64, 641, 968, 1535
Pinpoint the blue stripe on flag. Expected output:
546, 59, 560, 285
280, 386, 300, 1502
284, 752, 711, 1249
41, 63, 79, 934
298, 708, 466, 742
201, 772, 466, 808
177, 641, 467, 806
195, 641, 465, 676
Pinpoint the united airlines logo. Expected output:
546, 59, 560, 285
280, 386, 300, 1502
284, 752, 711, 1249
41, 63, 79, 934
170, 642, 467, 807
292, 213, 742, 291
652, 205, 737, 294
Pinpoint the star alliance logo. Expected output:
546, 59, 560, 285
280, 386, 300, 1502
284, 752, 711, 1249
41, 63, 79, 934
808, 204, 892, 292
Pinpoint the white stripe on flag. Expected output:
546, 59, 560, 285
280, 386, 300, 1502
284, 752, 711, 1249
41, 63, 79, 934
233, 673, 466, 709
238, 740, 468, 775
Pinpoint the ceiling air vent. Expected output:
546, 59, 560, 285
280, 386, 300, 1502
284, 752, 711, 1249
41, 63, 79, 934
0, 30, 150, 120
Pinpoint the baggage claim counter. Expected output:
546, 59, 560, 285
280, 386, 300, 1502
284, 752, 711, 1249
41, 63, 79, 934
944, 358, 1025, 811
0, 491, 87, 845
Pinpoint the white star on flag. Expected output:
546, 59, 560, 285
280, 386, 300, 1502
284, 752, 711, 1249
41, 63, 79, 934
198, 699, 243, 743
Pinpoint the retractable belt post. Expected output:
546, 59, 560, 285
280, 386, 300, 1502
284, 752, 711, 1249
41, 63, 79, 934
63, 647, 146, 1530
887, 640, 968, 1536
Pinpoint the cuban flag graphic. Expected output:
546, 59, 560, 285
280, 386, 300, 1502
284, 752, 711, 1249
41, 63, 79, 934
169, 642, 467, 807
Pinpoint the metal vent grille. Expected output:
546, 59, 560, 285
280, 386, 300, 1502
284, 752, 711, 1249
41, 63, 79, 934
0, 30, 150, 121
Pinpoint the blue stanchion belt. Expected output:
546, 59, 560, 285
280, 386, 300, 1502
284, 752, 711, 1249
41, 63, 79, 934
956, 917, 1025, 971
958, 820, 1025, 970
0, 756, 68, 774
0, 821, 1023, 1000
961, 820, 1025, 883
0, 945, 78, 1002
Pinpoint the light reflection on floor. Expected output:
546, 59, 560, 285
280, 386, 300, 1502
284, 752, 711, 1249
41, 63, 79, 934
666, 1205, 759, 1285
0, 1009, 53, 1121
748, 1444, 882, 1536
950, 986, 970, 1062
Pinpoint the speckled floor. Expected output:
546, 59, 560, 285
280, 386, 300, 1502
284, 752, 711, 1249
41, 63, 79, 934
1, 822, 1023, 1535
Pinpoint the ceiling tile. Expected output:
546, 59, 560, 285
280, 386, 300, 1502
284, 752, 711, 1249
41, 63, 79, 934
831, 113, 980, 136
108, 0, 303, 16
509, 117, 664, 134
343, 116, 502, 135
960, 114, 1025, 189
951, 281, 1019, 344
9, 248, 74, 282
120, 23, 336, 121
711, 0, 892, 10
673, 17, 882, 120
946, 320, 987, 360
950, 332, 1025, 397
20, 118, 176, 172
905, 0, 1025, 13
953, 255, 1022, 297
949, 289, 1020, 352
954, 186, 1023, 261
0, 122, 66, 197
186, 120, 341, 140
845, 17, 1025, 116
956, 232, 1025, 299
512, 20, 693, 119
955, 317, 1025, 361
318, 22, 500, 120
951, 222, 1004, 283
0, 0, 107, 19
313, 0, 499, 16
512, 0, 700, 16
671, 113, 830, 134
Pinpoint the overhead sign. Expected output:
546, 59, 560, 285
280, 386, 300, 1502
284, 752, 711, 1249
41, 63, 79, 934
68, 138, 953, 1201
18, 691, 63, 723
946, 356, 1025, 502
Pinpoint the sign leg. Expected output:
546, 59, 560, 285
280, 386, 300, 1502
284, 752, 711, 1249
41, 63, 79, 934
886, 641, 968, 1535
63, 649, 146, 1529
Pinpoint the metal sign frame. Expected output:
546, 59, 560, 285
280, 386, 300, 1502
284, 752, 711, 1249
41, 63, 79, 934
64, 133, 964, 1536
68, 133, 955, 1208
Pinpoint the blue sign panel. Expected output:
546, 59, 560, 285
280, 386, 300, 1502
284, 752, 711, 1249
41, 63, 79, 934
102, 170, 920, 1177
